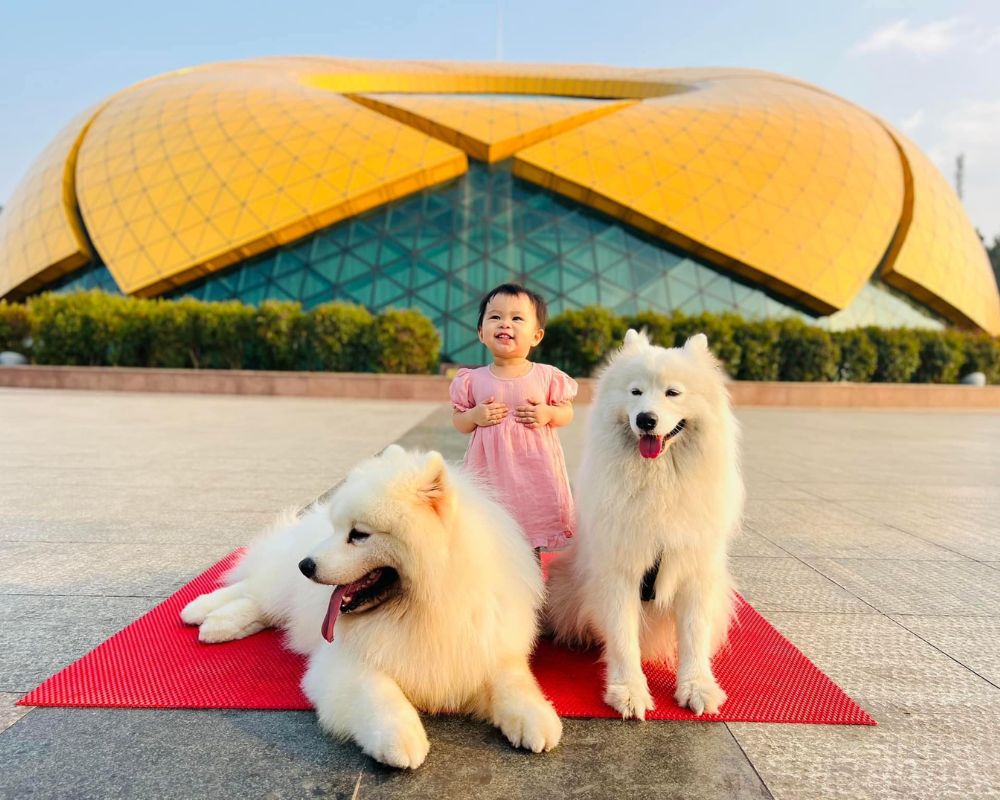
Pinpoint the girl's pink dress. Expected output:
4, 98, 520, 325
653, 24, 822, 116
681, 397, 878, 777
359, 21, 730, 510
449, 363, 578, 549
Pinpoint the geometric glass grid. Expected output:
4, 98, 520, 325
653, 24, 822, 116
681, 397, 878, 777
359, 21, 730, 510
165, 160, 818, 363
158, 161, 939, 363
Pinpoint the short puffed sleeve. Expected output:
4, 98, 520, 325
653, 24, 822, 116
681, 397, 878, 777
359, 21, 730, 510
547, 366, 579, 405
449, 368, 475, 412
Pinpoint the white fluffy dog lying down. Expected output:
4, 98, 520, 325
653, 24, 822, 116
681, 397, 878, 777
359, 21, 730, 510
180, 445, 562, 768
546, 331, 743, 720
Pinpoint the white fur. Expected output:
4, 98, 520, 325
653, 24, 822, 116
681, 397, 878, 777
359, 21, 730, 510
181, 445, 561, 768
546, 330, 744, 719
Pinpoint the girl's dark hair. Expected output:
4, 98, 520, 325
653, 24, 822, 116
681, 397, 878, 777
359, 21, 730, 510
476, 283, 548, 330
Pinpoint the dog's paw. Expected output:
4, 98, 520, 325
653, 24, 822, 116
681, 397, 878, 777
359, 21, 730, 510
495, 697, 563, 753
675, 674, 726, 716
197, 613, 264, 644
604, 676, 655, 720
361, 718, 430, 769
179, 594, 215, 626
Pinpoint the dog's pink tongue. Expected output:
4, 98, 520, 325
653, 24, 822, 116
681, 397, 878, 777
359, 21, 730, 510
321, 585, 349, 642
639, 435, 664, 459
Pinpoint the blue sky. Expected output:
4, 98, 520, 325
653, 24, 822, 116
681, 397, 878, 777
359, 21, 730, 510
2, 0, 999, 238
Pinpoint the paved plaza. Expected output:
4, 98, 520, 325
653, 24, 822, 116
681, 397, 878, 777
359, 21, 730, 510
1, 388, 999, 799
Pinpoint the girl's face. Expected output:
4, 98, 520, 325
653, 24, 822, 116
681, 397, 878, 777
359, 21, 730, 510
478, 293, 544, 360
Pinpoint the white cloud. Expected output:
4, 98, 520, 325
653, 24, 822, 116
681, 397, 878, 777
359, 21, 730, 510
852, 17, 963, 55
919, 99, 1000, 237
900, 109, 925, 133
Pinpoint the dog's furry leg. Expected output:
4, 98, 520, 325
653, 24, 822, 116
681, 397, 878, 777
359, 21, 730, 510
179, 583, 247, 626
303, 645, 430, 770
673, 575, 728, 715
181, 580, 269, 642
594, 579, 654, 720
482, 657, 562, 753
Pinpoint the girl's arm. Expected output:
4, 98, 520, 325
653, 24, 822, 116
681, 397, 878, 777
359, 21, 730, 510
546, 400, 574, 429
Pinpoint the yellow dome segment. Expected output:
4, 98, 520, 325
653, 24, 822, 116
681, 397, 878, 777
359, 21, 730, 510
74, 67, 468, 297
880, 127, 1000, 335
348, 93, 636, 163
513, 76, 905, 315
0, 106, 100, 300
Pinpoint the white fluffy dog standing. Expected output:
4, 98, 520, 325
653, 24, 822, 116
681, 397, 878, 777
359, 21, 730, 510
546, 330, 743, 720
180, 445, 561, 768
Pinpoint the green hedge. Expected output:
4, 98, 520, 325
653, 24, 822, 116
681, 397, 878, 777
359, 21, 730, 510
8, 291, 439, 374
538, 306, 998, 384
4, 292, 999, 383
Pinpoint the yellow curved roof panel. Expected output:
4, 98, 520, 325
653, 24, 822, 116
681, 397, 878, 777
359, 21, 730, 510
0, 107, 98, 300
74, 68, 467, 296
513, 76, 905, 314
348, 94, 636, 162
880, 127, 1000, 335
2, 57, 995, 333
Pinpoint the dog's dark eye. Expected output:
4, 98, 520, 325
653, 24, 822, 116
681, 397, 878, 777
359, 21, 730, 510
631, 388, 643, 396
666, 388, 681, 397
348, 529, 370, 544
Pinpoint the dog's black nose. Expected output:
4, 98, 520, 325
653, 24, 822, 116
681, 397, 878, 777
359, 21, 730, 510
298, 557, 316, 579
636, 411, 658, 432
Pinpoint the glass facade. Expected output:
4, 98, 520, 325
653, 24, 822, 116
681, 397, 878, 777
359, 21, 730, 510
50, 161, 943, 363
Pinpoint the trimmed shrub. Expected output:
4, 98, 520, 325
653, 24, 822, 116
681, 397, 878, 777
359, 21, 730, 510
27, 291, 149, 366
670, 312, 742, 376
302, 302, 375, 372
146, 298, 255, 369
833, 329, 878, 382
911, 330, 966, 383
733, 320, 781, 381
866, 327, 921, 382
621, 310, 673, 348
0, 300, 31, 354
777, 319, 839, 382
370, 308, 440, 374
960, 333, 1000, 384
538, 306, 627, 377
249, 300, 307, 371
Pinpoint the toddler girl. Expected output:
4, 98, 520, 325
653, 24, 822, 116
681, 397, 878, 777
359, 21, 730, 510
450, 284, 577, 550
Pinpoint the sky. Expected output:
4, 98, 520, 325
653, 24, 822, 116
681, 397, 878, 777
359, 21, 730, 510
2, 0, 999, 239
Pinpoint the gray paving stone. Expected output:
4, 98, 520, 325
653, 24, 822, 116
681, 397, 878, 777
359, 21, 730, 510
838, 501, 1000, 561
730, 528, 790, 557
0, 693, 31, 733
731, 557, 875, 614
0, 709, 771, 800
804, 558, 1000, 616
729, 706, 1000, 800
728, 612, 1000, 800
0, 595, 159, 692
889, 615, 1000, 688
754, 521, 963, 561
0, 510, 275, 545
0, 541, 236, 596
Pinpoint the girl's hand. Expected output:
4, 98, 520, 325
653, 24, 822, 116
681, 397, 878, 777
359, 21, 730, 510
514, 397, 553, 429
471, 396, 508, 427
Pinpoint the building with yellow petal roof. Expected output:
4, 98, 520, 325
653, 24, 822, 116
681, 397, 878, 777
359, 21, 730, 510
1, 57, 997, 363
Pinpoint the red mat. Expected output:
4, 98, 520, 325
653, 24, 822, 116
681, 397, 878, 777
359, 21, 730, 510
20, 551, 875, 725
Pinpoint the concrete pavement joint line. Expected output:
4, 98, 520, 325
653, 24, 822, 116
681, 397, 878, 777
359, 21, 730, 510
753, 524, 1000, 693
723, 722, 776, 800
886, 617, 1000, 693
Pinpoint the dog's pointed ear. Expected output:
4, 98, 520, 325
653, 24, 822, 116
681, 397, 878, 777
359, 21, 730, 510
381, 444, 405, 458
417, 451, 455, 521
684, 333, 709, 357
623, 328, 650, 351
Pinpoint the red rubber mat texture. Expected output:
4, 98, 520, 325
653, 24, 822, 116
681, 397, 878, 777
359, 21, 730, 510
20, 551, 875, 724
